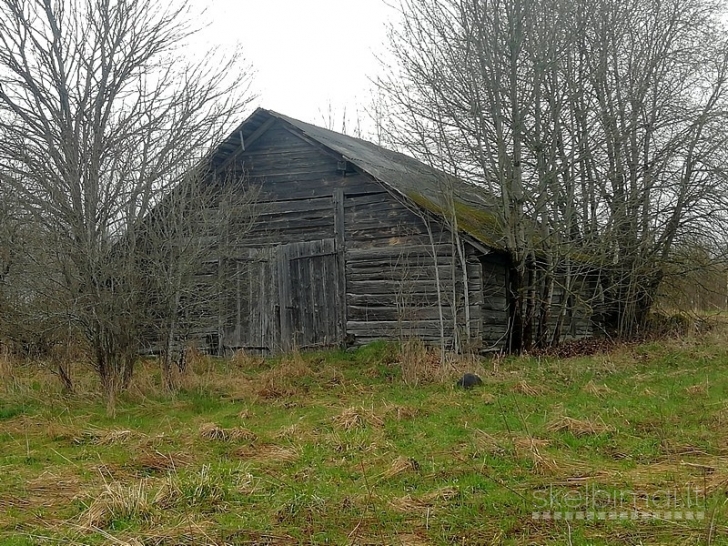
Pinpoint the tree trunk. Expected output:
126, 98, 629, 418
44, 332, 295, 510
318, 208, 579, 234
507, 262, 525, 353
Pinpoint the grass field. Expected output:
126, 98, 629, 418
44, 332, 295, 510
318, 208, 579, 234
2, 332, 728, 545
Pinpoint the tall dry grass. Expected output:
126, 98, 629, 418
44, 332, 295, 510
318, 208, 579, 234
399, 339, 486, 386
399, 339, 440, 385
0, 345, 13, 389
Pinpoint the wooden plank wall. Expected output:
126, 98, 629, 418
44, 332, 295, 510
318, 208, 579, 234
343, 190, 485, 348
209, 120, 502, 352
481, 254, 510, 350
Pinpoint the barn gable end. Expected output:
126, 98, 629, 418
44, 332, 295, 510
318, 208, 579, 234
202, 110, 505, 352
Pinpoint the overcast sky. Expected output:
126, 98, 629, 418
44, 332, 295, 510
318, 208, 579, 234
194, 0, 396, 131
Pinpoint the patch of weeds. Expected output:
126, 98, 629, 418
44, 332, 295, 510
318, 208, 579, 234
198, 422, 256, 443
156, 464, 253, 513
0, 406, 26, 420
180, 391, 227, 414
5, 332, 728, 544
274, 490, 327, 525
82, 480, 152, 529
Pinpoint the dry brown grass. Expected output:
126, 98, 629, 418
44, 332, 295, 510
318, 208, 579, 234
512, 436, 550, 452
152, 474, 184, 509
381, 456, 420, 479
705, 471, 728, 495
392, 533, 433, 546
24, 471, 85, 509
230, 349, 266, 371
332, 406, 385, 431
199, 423, 257, 443
274, 423, 305, 441
82, 480, 152, 529
0, 495, 30, 511
546, 415, 614, 436
472, 429, 507, 456
686, 381, 709, 396
400, 339, 443, 386
184, 346, 215, 374
612, 460, 712, 498
389, 486, 459, 513
97, 429, 136, 445
133, 451, 192, 474
73, 428, 142, 446
384, 403, 421, 421
256, 352, 313, 398
512, 436, 559, 475
582, 380, 616, 398
236, 444, 301, 464
512, 380, 548, 396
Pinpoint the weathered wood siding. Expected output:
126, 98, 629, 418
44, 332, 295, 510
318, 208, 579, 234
481, 253, 510, 350
206, 120, 496, 352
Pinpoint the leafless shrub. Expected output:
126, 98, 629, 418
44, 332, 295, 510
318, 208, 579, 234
0, 346, 13, 387
0, 0, 255, 401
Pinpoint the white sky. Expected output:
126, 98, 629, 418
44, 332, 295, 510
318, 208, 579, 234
194, 0, 396, 132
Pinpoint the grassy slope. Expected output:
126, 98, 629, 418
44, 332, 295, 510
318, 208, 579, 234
1, 335, 728, 545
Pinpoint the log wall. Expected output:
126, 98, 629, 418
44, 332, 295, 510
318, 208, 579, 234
203, 120, 510, 352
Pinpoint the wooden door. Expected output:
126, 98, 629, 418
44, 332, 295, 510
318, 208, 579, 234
277, 239, 341, 350
225, 247, 279, 351
225, 239, 342, 352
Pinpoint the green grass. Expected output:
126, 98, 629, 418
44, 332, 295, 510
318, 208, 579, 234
1, 336, 728, 544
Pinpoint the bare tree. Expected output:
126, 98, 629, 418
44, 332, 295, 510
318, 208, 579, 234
378, 0, 728, 349
137, 171, 259, 391
0, 0, 254, 402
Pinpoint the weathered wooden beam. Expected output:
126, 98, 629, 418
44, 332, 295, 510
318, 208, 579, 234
333, 188, 347, 343
215, 116, 278, 174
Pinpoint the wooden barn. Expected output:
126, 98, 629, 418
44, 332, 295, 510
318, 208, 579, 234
177, 108, 594, 354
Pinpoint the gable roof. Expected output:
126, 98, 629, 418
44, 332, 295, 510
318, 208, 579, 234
210, 108, 504, 251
